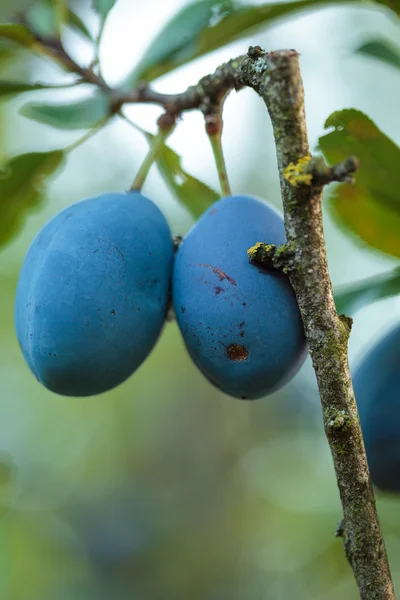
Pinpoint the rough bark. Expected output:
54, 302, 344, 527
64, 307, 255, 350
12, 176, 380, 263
244, 49, 394, 600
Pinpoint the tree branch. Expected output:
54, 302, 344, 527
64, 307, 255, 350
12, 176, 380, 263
284, 155, 360, 187
20, 22, 395, 597
244, 48, 394, 600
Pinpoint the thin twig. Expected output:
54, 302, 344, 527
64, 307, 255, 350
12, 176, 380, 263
19, 14, 248, 114
130, 114, 175, 190
64, 117, 111, 154
90, 9, 108, 77
202, 95, 232, 196
208, 128, 231, 197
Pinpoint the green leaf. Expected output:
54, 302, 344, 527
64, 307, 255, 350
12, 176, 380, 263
66, 8, 93, 41
0, 0, 35, 22
0, 151, 65, 248
92, 0, 118, 19
373, 0, 400, 17
146, 132, 219, 219
334, 267, 400, 316
0, 43, 23, 68
0, 80, 75, 98
20, 91, 110, 130
124, 0, 358, 85
25, 0, 59, 38
355, 39, 400, 71
319, 109, 400, 259
24, 0, 93, 40
0, 24, 36, 48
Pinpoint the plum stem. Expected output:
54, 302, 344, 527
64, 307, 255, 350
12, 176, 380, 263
65, 117, 110, 154
208, 129, 231, 197
90, 13, 107, 77
130, 119, 175, 191
202, 93, 232, 196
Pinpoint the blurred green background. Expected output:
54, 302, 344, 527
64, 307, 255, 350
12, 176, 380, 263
0, 0, 400, 598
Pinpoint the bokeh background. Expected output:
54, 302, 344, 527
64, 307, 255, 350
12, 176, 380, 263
0, 0, 400, 598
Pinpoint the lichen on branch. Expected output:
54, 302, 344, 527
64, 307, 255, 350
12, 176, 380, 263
284, 155, 360, 187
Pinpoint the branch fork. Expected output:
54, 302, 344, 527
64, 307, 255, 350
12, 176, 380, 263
284, 155, 360, 187
247, 242, 295, 273
248, 155, 360, 273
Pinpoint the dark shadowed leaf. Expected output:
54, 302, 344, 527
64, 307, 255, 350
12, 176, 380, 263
146, 132, 219, 219
66, 8, 93, 41
0, 80, 77, 98
355, 39, 400, 71
20, 91, 110, 130
374, 0, 400, 17
319, 109, 400, 259
92, 0, 118, 19
0, 24, 36, 48
125, 0, 362, 85
0, 43, 23, 68
25, 0, 59, 37
0, 151, 64, 248
334, 267, 400, 315
0, 0, 35, 21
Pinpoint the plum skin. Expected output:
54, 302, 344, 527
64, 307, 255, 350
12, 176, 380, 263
353, 323, 400, 493
15, 191, 173, 397
172, 194, 307, 399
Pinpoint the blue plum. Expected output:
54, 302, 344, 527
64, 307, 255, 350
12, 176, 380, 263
353, 323, 400, 492
15, 191, 173, 396
172, 195, 307, 399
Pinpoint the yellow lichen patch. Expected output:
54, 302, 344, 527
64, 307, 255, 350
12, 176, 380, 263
284, 156, 313, 187
247, 242, 264, 260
